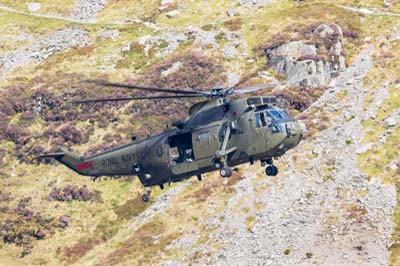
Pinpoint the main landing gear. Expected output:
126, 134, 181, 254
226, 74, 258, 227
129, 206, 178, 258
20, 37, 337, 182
262, 159, 278, 176
215, 161, 233, 178
220, 166, 233, 178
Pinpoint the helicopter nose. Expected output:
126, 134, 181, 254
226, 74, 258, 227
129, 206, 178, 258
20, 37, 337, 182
282, 121, 304, 148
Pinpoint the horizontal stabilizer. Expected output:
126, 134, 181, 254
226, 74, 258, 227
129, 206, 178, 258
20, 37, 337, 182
38, 148, 89, 175
38, 152, 65, 159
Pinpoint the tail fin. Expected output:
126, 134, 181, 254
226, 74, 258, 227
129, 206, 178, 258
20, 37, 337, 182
39, 147, 89, 175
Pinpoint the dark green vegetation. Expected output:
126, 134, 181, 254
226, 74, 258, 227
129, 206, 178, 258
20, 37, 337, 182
0, 196, 66, 257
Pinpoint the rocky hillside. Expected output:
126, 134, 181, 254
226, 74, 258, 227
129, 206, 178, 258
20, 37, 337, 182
0, 0, 399, 265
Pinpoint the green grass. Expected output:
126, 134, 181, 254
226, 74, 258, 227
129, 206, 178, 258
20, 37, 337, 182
95, 215, 179, 266
0, 0, 76, 14
155, 0, 236, 30
96, 0, 162, 23
0, 8, 69, 55
245, 215, 256, 231
335, 0, 400, 13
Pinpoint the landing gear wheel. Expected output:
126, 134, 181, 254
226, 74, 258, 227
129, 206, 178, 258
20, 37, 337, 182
272, 165, 278, 176
141, 194, 149, 202
227, 167, 233, 177
220, 167, 233, 178
265, 165, 278, 176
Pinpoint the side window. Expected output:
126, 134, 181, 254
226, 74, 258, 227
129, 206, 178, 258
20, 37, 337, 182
199, 131, 210, 145
255, 112, 267, 128
170, 146, 179, 160
192, 106, 225, 126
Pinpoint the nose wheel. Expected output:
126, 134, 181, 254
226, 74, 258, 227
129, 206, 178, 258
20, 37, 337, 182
265, 165, 278, 176
141, 194, 149, 202
141, 187, 151, 202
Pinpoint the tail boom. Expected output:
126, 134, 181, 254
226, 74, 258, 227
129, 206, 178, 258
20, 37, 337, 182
39, 148, 91, 176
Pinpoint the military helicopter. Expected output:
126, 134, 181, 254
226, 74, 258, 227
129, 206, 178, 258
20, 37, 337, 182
40, 81, 304, 202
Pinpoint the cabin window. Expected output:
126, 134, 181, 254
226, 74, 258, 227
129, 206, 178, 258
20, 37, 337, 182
255, 112, 267, 128
199, 131, 210, 145
170, 146, 180, 160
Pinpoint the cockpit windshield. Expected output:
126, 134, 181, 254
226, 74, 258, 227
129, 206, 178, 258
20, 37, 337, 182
268, 110, 284, 120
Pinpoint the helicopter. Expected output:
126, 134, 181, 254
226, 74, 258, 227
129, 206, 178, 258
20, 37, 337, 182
40, 81, 304, 202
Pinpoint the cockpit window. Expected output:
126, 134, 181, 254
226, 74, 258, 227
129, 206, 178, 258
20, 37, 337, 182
265, 111, 273, 121
268, 110, 284, 120
255, 112, 267, 128
254, 110, 282, 133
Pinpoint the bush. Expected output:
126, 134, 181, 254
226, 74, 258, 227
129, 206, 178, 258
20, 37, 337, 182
3, 124, 30, 144
57, 123, 86, 144
342, 30, 359, 39
0, 148, 4, 167
223, 18, 243, 31
48, 185, 100, 202
140, 51, 225, 90
0, 190, 11, 203
273, 86, 326, 112
0, 197, 60, 257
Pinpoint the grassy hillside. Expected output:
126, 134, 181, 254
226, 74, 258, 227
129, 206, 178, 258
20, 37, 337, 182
0, 0, 399, 265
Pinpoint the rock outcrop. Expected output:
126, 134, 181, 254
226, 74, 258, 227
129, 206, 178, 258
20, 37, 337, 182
264, 23, 346, 87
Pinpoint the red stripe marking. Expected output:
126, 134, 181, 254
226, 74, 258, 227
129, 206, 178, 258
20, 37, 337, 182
77, 162, 93, 170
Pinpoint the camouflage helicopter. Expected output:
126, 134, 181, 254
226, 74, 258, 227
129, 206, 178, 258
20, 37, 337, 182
40, 81, 304, 202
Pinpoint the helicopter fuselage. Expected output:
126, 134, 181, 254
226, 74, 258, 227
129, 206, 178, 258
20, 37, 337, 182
42, 96, 303, 188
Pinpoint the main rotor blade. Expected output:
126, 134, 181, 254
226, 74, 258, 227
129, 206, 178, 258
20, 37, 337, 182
72, 94, 205, 104
231, 84, 271, 95
93, 81, 210, 96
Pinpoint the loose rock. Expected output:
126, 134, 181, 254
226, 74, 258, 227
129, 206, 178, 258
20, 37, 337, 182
166, 10, 179, 18
384, 109, 400, 127
27, 3, 41, 12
